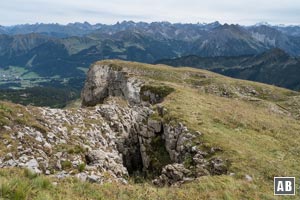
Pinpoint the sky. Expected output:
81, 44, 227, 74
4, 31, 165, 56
0, 0, 299, 26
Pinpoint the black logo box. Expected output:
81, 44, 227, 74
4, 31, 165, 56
274, 177, 295, 195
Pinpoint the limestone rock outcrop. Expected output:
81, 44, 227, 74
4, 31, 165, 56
82, 63, 143, 106
0, 62, 228, 186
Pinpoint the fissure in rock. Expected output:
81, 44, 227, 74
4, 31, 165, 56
120, 118, 172, 179
146, 127, 172, 177
121, 136, 144, 175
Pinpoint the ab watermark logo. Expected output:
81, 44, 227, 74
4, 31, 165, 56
274, 177, 295, 195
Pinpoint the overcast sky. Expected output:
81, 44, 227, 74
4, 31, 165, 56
0, 0, 299, 26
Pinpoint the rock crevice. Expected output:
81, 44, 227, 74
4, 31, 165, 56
80, 62, 229, 185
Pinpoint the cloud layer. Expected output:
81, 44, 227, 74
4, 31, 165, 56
1, 0, 299, 25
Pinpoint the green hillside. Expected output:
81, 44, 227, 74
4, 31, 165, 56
1, 60, 300, 199
156, 49, 300, 91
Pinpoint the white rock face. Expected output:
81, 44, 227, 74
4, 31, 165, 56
81, 64, 143, 106
251, 32, 276, 46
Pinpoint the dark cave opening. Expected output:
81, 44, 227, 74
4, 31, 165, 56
120, 134, 144, 176
146, 124, 172, 178
119, 121, 172, 182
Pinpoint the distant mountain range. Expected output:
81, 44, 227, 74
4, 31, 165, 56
156, 48, 300, 90
0, 21, 299, 90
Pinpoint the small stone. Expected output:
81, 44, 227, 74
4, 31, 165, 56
35, 136, 43, 142
153, 164, 191, 186
55, 152, 63, 158
210, 147, 222, 153
118, 178, 128, 185
37, 157, 44, 161
6, 159, 18, 167
56, 160, 62, 170
87, 174, 101, 183
195, 131, 202, 136
59, 139, 66, 144
44, 142, 52, 149
3, 126, 11, 130
19, 155, 29, 163
76, 173, 88, 182
17, 132, 24, 139
193, 153, 205, 164
26, 159, 41, 174
210, 158, 227, 175
56, 171, 69, 179
245, 174, 253, 182
47, 132, 55, 139
191, 146, 198, 152
5, 153, 13, 160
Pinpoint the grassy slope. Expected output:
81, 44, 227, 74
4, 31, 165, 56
1, 60, 300, 199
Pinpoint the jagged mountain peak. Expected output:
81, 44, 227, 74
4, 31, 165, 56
250, 24, 282, 34
213, 23, 246, 34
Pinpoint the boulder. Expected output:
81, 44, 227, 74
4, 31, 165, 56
26, 159, 42, 174
153, 164, 191, 186
148, 119, 162, 133
87, 174, 101, 183
85, 150, 107, 165
209, 158, 227, 175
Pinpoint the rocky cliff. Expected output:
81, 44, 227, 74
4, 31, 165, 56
81, 62, 229, 185
81, 63, 143, 106
0, 61, 229, 186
